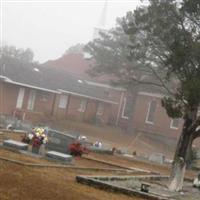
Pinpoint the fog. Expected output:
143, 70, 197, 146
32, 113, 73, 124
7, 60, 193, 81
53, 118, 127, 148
2, 0, 145, 63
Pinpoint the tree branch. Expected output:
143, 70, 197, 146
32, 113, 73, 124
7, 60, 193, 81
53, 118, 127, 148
129, 76, 164, 88
147, 64, 175, 95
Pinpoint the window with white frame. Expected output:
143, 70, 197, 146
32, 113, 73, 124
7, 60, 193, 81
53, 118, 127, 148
78, 99, 87, 112
27, 90, 36, 110
58, 94, 68, 109
121, 97, 132, 119
170, 118, 179, 129
16, 88, 25, 109
97, 103, 104, 116
145, 100, 157, 124
122, 97, 129, 119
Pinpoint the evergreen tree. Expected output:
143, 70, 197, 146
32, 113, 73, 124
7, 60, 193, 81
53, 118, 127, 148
85, 0, 200, 191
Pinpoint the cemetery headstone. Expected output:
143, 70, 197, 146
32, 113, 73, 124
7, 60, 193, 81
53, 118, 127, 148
149, 153, 165, 164
47, 129, 76, 153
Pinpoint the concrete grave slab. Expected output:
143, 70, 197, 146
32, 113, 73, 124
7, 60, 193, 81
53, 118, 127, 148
3, 139, 28, 151
76, 175, 170, 200
46, 151, 73, 163
149, 153, 165, 164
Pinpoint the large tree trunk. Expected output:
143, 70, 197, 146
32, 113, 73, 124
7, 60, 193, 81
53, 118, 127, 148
169, 156, 186, 191
169, 110, 197, 191
185, 134, 195, 167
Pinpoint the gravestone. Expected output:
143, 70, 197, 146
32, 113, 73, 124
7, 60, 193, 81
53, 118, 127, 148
149, 153, 165, 164
3, 139, 28, 150
120, 148, 128, 154
46, 151, 72, 163
47, 129, 76, 153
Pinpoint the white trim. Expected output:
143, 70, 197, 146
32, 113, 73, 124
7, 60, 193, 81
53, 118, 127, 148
121, 97, 129, 119
116, 91, 125, 125
58, 89, 118, 104
78, 99, 87, 112
2, 75, 120, 103
85, 80, 126, 91
58, 94, 68, 109
16, 88, 25, 109
4, 78, 60, 94
27, 90, 36, 111
0, 75, 12, 82
2, 75, 120, 102
145, 101, 157, 124
139, 91, 164, 99
145, 102, 154, 124
170, 119, 179, 130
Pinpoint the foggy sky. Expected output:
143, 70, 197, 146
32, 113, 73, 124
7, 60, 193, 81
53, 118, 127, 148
2, 0, 146, 63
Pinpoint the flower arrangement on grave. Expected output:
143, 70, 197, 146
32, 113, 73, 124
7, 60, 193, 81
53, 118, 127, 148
69, 141, 89, 157
30, 127, 48, 148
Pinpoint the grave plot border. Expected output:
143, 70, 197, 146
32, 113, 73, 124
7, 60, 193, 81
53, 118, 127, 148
76, 175, 171, 200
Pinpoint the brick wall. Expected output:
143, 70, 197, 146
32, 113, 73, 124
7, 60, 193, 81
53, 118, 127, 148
1, 81, 183, 140
118, 92, 182, 139
83, 99, 97, 123
0, 82, 19, 115
52, 93, 120, 125
0, 82, 56, 123
66, 95, 85, 121
23, 89, 55, 122
133, 93, 182, 138
52, 94, 68, 119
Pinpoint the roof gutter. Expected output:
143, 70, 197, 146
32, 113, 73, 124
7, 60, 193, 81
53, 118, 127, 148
1, 75, 119, 102
58, 89, 118, 104
138, 91, 164, 99
85, 80, 126, 91
4, 78, 60, 94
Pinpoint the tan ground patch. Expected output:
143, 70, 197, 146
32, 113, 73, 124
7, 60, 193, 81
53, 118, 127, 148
0, 149, 143, 200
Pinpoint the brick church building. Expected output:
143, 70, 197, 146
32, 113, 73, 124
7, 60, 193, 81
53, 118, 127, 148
0, 51, 183, 143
